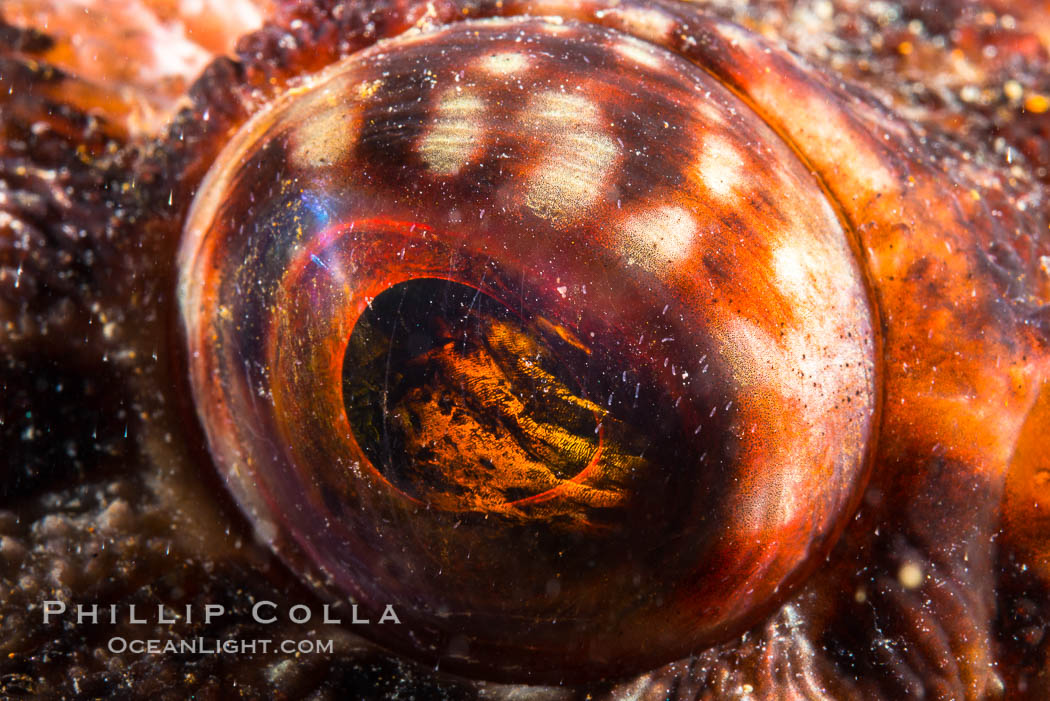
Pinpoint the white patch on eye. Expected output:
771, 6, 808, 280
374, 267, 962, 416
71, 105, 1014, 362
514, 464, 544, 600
725, 250, 870, 417
480, 51, 531, 76
695, 136, 746, 200
288, 102, 357, 169
521, 92, 620, 223
771, 243, 813, 304
527, 91, 604, 129
618, 204, 698, 266
717, 310, 871, 532
691, 98, 728, 132
718, 211, 875, 514
771, 218, 862, 320
613, 36, 666, 71
418, 91, 488, 175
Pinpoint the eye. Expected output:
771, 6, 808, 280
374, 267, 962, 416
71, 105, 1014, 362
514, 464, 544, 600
8, 0, 1046, 697
178, 15, 878, 681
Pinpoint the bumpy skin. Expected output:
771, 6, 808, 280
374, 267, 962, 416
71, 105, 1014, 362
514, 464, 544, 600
1, 0, 1049, 699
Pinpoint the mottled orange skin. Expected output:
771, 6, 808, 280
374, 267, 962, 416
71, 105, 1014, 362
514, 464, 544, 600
1, 0, 273, 135
1, 0, 1050, 698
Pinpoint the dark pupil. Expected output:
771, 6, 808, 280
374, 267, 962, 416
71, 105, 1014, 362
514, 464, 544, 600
342, 278, 649, 515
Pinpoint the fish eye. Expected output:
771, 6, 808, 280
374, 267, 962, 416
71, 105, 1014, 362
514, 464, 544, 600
177, 14, 878, 682
8, 0, 1047, 697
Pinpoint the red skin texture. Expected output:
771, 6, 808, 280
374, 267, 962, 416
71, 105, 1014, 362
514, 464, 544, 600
1, 0, 1049, 698
1, 0, 273, 135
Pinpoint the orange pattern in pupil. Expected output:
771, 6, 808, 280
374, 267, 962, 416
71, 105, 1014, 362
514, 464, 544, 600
344, 278, 647, 520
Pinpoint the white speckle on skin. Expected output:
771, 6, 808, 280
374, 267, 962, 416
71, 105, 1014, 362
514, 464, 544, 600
418, 91, 488, 175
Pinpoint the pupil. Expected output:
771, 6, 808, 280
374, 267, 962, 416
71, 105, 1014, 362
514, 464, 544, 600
342, 278, 649, 516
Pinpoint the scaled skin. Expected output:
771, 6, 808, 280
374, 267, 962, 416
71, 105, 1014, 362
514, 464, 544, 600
1, 0, 1049, 699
